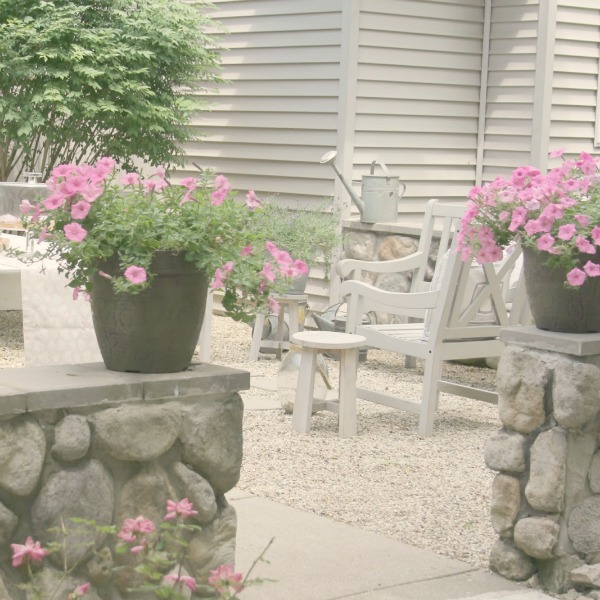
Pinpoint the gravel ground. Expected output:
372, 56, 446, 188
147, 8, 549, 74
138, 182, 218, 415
0, 311, 500, 571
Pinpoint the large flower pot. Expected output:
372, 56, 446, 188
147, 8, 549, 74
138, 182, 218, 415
90, 252, 208, 373
522, 247, 600, 334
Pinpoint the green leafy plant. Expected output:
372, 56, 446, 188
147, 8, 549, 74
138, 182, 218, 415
0, 0, 222, 181
10, 158, 308, 322
10, 498, 272, 599
255, 201, 341, 279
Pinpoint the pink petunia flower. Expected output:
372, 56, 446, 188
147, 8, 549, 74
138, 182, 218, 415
163, 573, 197, 592
267, 296, 281, 314
20, 199, 35, 215
557, 224, 576, 241
245, 190, 262, 209
44, 193, 66, 211
11, 537, 48, 568
123, 266, 147, 284
240, 244, 253, 257
120, 172, 140, 186
576, 236, 595, 254
259, 261, 276, 283
548, 148, 565, 158
566, 268, 586, 287
208, 564, 244, 595
164, 498, 198, 521
537, 233, 555, 252
211, 267, 225, 290
64, 222, 87, 242
71, 200, 91, 220
583, 261, 600, 277
117, 516, 155, 543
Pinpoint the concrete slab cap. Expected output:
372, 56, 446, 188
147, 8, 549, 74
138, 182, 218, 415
501, 326, 600, 356
0, 362, 250, 413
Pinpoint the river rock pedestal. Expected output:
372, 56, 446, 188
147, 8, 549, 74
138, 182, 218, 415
486, 327, 600, 595
0, 362, 249, 599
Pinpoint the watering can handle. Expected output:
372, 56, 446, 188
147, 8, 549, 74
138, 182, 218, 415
370, 161, 390, 176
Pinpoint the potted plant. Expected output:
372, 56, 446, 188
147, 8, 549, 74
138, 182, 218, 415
456, 149, 600, 333
254, 200, 341, 293
10, 158, 308, 372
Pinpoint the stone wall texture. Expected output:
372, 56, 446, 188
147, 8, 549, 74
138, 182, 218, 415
0, 365, 246, 599
343, 223, 432, 324
486, 342, 600, 595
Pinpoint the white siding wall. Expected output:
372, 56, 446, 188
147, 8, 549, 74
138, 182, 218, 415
182, 0, 343, 210
550, 0, 600, 163
483, 0, 540, 179
355, 0, 486, 212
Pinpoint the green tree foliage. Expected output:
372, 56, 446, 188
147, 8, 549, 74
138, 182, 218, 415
0, 0, 222, 181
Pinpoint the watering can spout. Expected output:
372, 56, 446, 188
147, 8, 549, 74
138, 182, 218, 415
319, 150, 365, 216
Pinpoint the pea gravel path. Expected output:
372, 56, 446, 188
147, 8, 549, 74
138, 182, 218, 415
0, 311, 500, 571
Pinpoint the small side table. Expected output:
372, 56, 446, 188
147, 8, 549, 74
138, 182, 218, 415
290, 331, 366, 438
249, 294, 308, 361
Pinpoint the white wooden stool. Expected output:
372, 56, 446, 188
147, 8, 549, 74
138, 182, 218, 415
290, 331, 366, 438
249, 294, 308, 361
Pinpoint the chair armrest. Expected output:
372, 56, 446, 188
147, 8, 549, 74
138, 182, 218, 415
339, 279, 440, 312
336, 251, 426, 278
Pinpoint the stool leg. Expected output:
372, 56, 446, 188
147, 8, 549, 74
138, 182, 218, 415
249, 313, 266, 361
275, 303, 285, 360
288, 300, 300, 337
338, 348, 358, 438
291, 348, 317, 433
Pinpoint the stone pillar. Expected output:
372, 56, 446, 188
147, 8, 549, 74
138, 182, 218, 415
486, 326, 600, 595
0, 362, 249, 599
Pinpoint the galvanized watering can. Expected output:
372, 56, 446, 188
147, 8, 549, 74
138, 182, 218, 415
320, 150, 406, 223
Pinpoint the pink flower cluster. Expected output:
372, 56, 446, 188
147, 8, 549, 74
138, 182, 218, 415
457, 151, 600, 287
208, 564, 244, 595
211, 240, 309, 313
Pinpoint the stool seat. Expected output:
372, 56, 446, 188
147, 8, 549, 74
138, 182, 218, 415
290, 331, 366, 438
292, 331, 365, 350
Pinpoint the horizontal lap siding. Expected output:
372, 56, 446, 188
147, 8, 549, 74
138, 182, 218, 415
549, 2, 600, 164
182, 0, 345, 310
355, 0, 485, 213
183, 1, 342, 207
483, 1, 540, 179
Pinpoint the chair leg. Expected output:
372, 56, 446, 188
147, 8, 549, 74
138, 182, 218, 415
291, 348, 317, 433
249, 313, 265, 361
418, 357, 443, 437
338, 348, 358, 438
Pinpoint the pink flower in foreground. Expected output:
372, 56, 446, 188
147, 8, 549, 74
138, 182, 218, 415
71, 200, 91, 220
583, 261, 600, 277
164, 498, 198, 521
267, 296, 280, 314
117, 516, 155, 543
64, 222, 87, 242
163, 573, 197, 592
537, 233, 555, 252
557, 224, 576, 241
11, 537, 48, 567
208, 564, 244, 595
576, 236, 596, 254
548, 148, 565, 158
20, 199, 34, 215
73, 582, 91, 597
44, 193, 66, 211
245, 190, 262, 209
259, 261, 276, 284
211, 267, 225, 290
120, 172, 140, 186
123, 266, 147, 284
240, 244, 253, 257
566, 268, 586, 287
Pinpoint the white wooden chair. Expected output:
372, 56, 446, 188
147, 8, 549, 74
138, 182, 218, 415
336, 199, 530, 437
